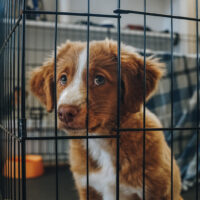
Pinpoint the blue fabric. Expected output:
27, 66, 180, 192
142, 52, 200, 191
32, 0, 38, 9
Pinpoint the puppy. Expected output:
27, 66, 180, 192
30, 39, 182, 200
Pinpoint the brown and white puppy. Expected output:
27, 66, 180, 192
30, 39, 182, 200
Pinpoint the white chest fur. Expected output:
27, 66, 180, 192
74, 137, 142, 200
88, 139, 116, 200
74, 139, 116, 200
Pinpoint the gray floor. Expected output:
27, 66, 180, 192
25, 166, 200, 200
27, 166, 78, 200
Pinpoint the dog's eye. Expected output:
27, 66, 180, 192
60, 74, 67, 85
94, 75, 105, 86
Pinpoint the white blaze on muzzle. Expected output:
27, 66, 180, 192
57, 48, 87, 107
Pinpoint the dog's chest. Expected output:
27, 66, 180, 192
87, 139, 116, 195
74, 138, 142, 200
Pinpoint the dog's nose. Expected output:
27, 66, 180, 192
58, 105, 79, 123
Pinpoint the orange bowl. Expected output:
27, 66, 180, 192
4, 155, 44, 179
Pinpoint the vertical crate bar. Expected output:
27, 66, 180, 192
170, 0, 174, 199
10, 1, 13, 198
7, 0, 11, 197
5, 0, 9, 197
195, 0, 199, 199
21, 0, 27, 199
17, 1, 22, 199
143, 0, 147, 199
86, 0, 90, 199
53, 0, 59, 199
13, 0, 17, 199
116, 0, 121, 199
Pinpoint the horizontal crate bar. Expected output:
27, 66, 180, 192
23, 10, 120, 18
25, 126, 200, 132
25, 135, 120, 140
2, 125, 199, 139
115, 127, 200, 132
1, 125, 199, 141
25, 127, 199, 141
114, 9, 200, 22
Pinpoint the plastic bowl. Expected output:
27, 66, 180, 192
4, 155, 44, 179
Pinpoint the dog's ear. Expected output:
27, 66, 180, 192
29, 40, 83, 112
121, 52, 164, 113
30, 62, 54, 112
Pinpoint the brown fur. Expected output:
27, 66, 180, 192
30, 39, 182, 200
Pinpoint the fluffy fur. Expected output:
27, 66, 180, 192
30, 39, 182, 200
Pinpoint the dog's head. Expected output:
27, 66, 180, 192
30, 39, 164, 133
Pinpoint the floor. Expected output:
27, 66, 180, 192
25, 166, 199, 200
27, 166, 78, 200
